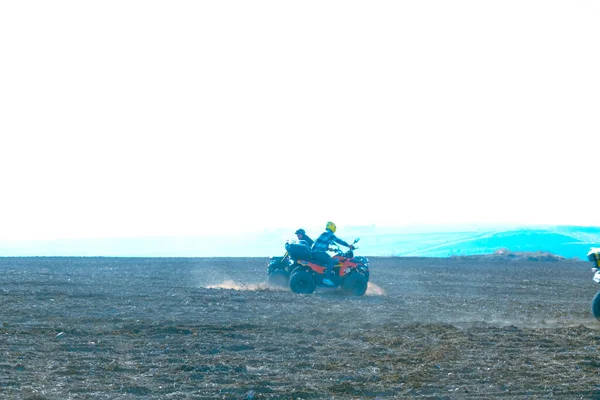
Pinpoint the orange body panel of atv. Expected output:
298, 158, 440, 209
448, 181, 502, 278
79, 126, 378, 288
296, 256, 360, 277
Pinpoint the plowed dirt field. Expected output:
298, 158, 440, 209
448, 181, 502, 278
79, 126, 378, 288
1, 256, 599, 399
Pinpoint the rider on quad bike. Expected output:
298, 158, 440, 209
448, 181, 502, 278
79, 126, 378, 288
312, 222, 354, 285
267, 222, 370, 296
295, 228, 314, 248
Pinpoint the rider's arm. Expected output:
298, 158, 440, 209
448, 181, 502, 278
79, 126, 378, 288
331, 235, 350, 248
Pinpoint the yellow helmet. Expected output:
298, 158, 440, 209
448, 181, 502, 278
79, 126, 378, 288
326, 221, 337, 233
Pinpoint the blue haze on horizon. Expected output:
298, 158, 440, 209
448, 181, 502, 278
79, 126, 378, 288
1, 225, 599, 260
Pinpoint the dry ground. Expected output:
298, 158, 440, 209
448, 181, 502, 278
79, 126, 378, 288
1, 256, 600, 399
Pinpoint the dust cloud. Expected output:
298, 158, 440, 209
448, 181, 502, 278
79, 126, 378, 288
366, 282, 385, 295
205, 279, 270, 291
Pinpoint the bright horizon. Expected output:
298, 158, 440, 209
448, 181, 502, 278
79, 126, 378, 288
1, 1, 599, 241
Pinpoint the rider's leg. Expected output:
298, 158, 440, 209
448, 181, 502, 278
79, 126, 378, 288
324, 257, 335, 277
322, 258, 336, 285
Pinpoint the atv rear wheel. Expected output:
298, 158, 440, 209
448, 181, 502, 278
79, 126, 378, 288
592, 291, 600, 321
342, 272, 368, 296
268, 269, 289, 288
289, 269, 316, 294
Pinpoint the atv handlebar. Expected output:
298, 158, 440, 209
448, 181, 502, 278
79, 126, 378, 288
329, 239, 359, 258
329, 246, 358, 252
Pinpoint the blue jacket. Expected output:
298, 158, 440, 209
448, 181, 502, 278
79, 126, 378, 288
312, 230, 350, 252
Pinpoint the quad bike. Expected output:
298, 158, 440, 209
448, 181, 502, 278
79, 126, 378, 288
267, 238, 370, 296
587, 248, 600, 320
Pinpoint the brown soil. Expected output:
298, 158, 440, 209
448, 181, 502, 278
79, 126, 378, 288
1, 256, 599, 399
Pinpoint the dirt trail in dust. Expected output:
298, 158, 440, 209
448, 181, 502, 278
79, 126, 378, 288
206, 280, 271, 291
204, 279, 386, 296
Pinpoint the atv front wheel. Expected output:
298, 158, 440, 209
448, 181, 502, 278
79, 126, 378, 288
342, 272, 368, 296
268, 269, 289, 288
289, 270, 316, 294
592, 291, 600, 321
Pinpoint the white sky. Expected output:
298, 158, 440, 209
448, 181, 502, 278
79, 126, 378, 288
1, 0, 599, 240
